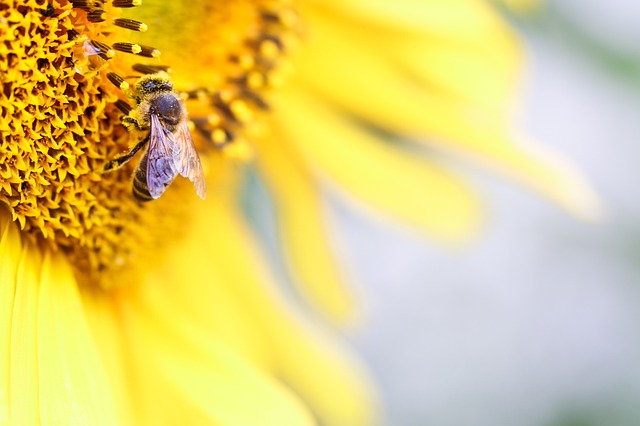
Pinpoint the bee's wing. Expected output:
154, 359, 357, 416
146, 113, 179, 199
174, 120, 206, 200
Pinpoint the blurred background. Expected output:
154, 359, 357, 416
247, 1, 640, 425
339, 1, 640, 425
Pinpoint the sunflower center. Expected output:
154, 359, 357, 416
0, 0, 300, 288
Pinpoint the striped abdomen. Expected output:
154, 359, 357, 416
132, 151, 154, 201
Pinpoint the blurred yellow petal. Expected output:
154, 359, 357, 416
273, 89, 483, 242
293, 8, 504, 142
80, 293, 135, 426
296, 6, 476, 136
0, 212, 21, 425
190, 195, 378, 426
307, 1, 521, 113
308, 0, 510, 39
9, 239, 41, 425
132, 162, 271, 367
0, 211, 117, 425
37, 251, 118, 425
130, 177, 376, 425
386, 33, 519, 114
293, 6, 599, 219
124, 283, 315, 426
265, 314, 377, 426
422, 132, 603, 221
255, 134, 357, 324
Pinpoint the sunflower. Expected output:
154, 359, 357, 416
0, 0, 598, 425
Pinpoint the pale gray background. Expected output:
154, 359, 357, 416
339, 2, 640, 425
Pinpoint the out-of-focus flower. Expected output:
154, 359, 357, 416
0, 0, 598, 425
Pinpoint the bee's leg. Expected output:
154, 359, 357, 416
121, 116, 142, 130
103, 136, 149, 172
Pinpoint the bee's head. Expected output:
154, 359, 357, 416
149, 93, 183, 126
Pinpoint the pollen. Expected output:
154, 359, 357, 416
0, 0, 300, 288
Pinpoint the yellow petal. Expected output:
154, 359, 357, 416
0, 211, 21, 425
427, 133, 603, 221
132, 163, 271, 367
37, 250, 118, 425
80, 292, 135, 426
123, 283, 315, 426
293, 7, 600, 219
191, 195, 378, 426
307, 0, 521, 114
308, 0, 511, 40
294, 11, 501, 136
142, 178, 375, 425
9, 236, 41, 425
264, 314, 378, 426
273, 89, 483, 242
105, 166, 316, 424
386, 33, 519, 114
254, 133, 358, 324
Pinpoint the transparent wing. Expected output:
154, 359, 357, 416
174, 120, 206, 200
146, 114, 179, 199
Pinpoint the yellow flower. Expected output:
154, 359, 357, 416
0, 0, 598, 425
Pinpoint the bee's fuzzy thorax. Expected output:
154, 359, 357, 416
134, 71, 173, 96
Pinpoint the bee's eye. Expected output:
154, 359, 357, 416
154, 94, 181, 122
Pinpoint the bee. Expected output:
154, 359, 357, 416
104, 72, 206, 201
